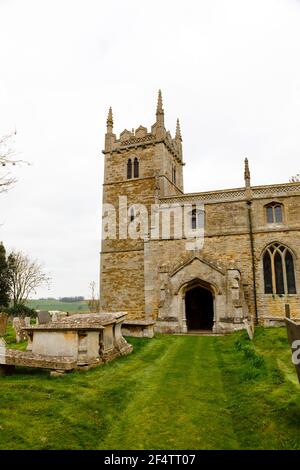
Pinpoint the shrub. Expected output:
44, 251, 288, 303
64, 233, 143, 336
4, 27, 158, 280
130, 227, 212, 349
5, 303, 36, 318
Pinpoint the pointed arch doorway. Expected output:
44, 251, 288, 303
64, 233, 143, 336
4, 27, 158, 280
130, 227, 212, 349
185, 285, 214, 331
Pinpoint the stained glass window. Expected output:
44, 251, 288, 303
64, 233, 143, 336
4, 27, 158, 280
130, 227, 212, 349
263, 243, 296, 294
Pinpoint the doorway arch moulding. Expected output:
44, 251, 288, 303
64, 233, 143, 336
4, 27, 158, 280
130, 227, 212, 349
155, 255, 250, 334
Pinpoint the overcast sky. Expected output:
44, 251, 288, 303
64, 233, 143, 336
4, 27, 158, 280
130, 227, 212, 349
0, 0, 300, 298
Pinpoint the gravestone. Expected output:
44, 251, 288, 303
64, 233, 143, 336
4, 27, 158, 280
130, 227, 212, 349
48, 311, 68, 322
0, 337, 5, 355
0, 313, 8, 336
51, 312, 58, 322
24, 317, 31, 327
243, 318, 254, 340
12, 318, 27, 343
56, 312, 68, 321
285, 317, 300, 384
37, 311, 51, 324
0, 338, 6, 375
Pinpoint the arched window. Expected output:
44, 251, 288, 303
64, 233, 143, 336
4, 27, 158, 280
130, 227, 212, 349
127, 159, 132, 179
190, 207, 204, 230
263, 243, 296, 294
265, 202, 283, 224
133, 157, 139, 178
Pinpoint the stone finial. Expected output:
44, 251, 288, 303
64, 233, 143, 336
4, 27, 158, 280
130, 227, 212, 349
105, 106, 116, 152
156, 89, 164, 115
244, 158, 251, 188
155, 90, 165, 138
174, 118, 183, 160
175, 118, 182, 142
106, 107, 113, 133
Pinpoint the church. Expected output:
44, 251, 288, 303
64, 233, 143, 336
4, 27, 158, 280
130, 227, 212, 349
100, 91, 300, 334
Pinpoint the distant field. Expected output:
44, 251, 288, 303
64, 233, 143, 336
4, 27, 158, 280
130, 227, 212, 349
26, 299, 90, 313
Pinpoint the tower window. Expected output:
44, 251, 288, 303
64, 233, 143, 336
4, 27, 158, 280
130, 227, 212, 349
190, 207, 204, 230
265, 203, 283, 224
127, 159, 132, 179
263, 243, 296, 294
133, 157, 139, 178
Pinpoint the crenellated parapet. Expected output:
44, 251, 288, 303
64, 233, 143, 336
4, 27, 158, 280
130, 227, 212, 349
103, 91, 183, 163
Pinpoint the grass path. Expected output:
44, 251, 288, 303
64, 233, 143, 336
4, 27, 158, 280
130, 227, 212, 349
0, 328, 300, 449
100, 336, 238, 449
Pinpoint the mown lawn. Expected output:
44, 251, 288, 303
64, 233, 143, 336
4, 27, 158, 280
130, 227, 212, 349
0, 327, 299, 449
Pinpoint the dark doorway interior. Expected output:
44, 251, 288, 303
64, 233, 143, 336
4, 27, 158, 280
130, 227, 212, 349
185, 286, 214, 330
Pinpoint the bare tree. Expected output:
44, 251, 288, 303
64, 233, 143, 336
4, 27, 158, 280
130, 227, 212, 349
290, 174, 300, 183
0, 131, 27, 193
7, 251, 51, 306
88, 281, 100, 313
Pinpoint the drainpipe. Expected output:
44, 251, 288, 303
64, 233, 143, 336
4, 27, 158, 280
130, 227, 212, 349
244, 158, 258, 325
247, 201, 258, 325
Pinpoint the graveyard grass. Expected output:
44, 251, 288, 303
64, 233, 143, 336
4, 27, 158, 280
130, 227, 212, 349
1, 326, 300, 450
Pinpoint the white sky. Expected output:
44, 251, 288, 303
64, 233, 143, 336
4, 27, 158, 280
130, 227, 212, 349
0, 0, 300, 298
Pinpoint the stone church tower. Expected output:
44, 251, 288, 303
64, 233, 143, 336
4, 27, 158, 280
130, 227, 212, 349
100, 91, 300, 334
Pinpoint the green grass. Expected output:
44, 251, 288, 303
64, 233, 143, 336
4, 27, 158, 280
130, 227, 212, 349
26, 299, 89, 313
0, 327, 299, 449
3, 324, 27, 351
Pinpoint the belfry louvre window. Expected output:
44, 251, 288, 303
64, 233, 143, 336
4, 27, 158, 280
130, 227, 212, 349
133, 157, 139, 178
190, 207, 204, 230
127, 159, 132, 179
266, 203, 283, 223
263, 243, 296, 294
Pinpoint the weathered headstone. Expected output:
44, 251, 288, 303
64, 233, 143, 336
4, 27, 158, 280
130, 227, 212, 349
12, 318, 27, 343
0, 338, 7, 375
48, 311, 67, 322
37, 311, 51, 324
0, 337, 6, 358
285, 317, 300, 384
56, 312, 68, 321
24, 317, 31, 327
51, 312, 58, 322
243, 318, 254, 340
0, 313, 8, 336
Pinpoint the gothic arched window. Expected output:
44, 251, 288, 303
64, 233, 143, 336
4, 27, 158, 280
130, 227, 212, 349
265, 202, 283, 224
127, 159, 132, 179
263, 243, 296, 294
133, 157, 139, 178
